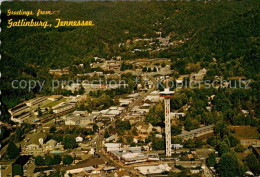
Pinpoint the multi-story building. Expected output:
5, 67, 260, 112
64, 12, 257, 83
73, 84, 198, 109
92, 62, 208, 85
47, 95, 63, 101
11, 111, 31, 124
53, 103, 75, 114
26, 97, 47, 107
64, 111, 99, 126
177, 125, 214, 141
8, 103, 28, 115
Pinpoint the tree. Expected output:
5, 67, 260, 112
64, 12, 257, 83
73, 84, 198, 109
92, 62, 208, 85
228, 135, 239, 147
183, 139, 195, 148
246, 154, 260, 175
132, 127, 138, 136
6, 141, 19, 159
146, 103, 164, 126
63, 155, 73, 165
49, 107, 54, 114
117, 136, 124, 143
0, 126, 10, 141
53, 155, 62, 165
50, 125, 57, 133
234, 144, 246, 152
152, 138, 165, 150
206, 153, 216, 167
104, 129, 110, 139
37, 107, 42, 117
213, 96, 232, 112
223, 136, 231, 148
78, 85, 85, 94
171, 96, 183, 110
195, 139, 203, 148
63, 135, 77, 149
35, 155, 45, 166
179, 93, 188, 105
126, 136, 133, 144
214, 121, 228, 138
115, 120, 131, 134
219, 142, 230, 156
15, 127, 24, 142
184, 118, 193, 131
121, 62, 133, 71
12, 164, 23, 177
218, 153, 245, 177
161, 62, 166, 67
171, 125, 182, 136
44, 155, 53, 166
93, 124, 98, 132
207, 136, 217, 147
184, 118, 199, 131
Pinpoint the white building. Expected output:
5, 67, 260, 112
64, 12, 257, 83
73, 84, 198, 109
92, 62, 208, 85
26, 97, 47, 107
104, 143, 121, 152
53, 103, 75, 114
135, 164, 171, 175
172, 144, 183, 149
47, 95, 63, 101
76, 136, 83, 143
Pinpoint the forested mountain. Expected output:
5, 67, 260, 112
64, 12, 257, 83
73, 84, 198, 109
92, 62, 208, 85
1, 0, 259, 119
1, 0, 259, 68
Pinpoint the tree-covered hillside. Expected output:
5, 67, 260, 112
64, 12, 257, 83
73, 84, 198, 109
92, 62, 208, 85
1, 0, 259, 69
0, 0, 259, 119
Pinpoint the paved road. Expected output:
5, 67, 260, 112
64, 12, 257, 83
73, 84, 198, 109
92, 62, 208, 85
92, 78, 157, 176
203, 165, 214, 177
1, 165, 12, 177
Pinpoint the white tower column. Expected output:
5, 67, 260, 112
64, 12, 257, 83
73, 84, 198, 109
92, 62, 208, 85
160, 87, 174, 157
164, 98, 171, 157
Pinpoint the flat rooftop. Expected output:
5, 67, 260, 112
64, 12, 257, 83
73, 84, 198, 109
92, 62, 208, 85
177, 125, 214, 137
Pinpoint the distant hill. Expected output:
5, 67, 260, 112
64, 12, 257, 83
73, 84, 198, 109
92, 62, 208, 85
1, 1, 259, 70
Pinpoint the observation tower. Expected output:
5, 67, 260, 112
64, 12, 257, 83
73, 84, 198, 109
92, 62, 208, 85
160, 88, 174, 157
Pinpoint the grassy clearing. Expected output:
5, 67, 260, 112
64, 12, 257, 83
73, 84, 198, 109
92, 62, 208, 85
230, 126, 259, 139
42, 98, 67, 108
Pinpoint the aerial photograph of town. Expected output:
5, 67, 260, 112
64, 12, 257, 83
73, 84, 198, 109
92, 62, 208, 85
0, 0, 259, 177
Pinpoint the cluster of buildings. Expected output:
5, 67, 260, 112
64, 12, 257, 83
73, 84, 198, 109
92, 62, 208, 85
129, 33, 177, 53
59, 105, 127, 128
98, 106, 126, 123
8, 95, 78, 124
144, 90, 161, 103
104, 143, 160, 165
22, 135, 64, 156
190, 68, 207, 82
9, 96, 47, 123
66, 82, 128, 92
62, 158, 132, 177
53, 103, 76, 114
63, 111, 99, 128
101, 60, 121, 70
49, 67, 69, 76
63, 158, 171, 177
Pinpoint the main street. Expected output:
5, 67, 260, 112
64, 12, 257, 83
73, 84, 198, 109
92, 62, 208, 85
93, 77, 157, 176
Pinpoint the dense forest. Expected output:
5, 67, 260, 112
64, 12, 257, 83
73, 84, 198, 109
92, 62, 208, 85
1, 0, 259, 122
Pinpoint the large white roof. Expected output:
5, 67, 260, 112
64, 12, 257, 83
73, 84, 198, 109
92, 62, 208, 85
105, 143, 121, 148
135, 164, 171, 175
